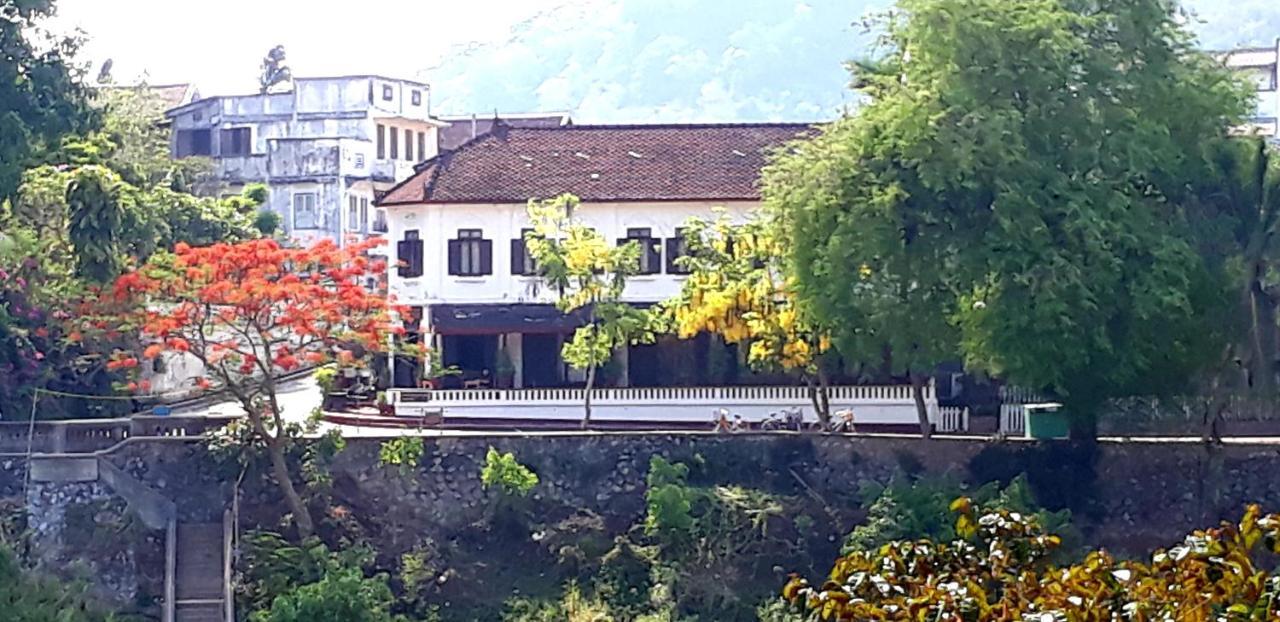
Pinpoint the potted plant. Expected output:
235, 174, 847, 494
494, 347, 516, 389
376, 391, 394, 417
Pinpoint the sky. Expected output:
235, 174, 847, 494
47, 0, 1280, 123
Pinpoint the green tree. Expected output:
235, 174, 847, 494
97, 85, 216, 190
0, 0, 99, 205
66, 165, 124, 283
525, 194, 657, 427
0, 546, 120, 621
252, 568, 400, 622
769, 0, 1252, 436
1188, 137, 1280, 397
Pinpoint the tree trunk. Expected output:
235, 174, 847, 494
1249, 271, 1277, 393
909, 372, 931, 440
265, 433, 315, 538
581, 364, 596, 430
259, 373, 316, 538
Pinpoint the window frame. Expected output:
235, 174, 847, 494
376, 124, 386, 159
219, 127, 251, 157
382, 84, 394, 101
389, 127, 399, 160
347, 195, 359, 231
621, 227, 662, 275
511, 228, 539, 276
666, 227, 692, 275
448, 229, 492, 277
411, 90, 422, 106
292, 192, 320, 230
404, 128, 414, 161
397, 229, 424, 278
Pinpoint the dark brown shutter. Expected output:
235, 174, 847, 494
409, 240, 424, 277
645, 239, 662, 274
397, 240, 412, 277
447, 239, 461, 275
666, 237, 689, 274
510, 238, 525, 275
479, 239, 493, 275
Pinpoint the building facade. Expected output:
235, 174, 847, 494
378, 122, 813, 389
165, 75, 442, 246
1221, 39, 1280, 137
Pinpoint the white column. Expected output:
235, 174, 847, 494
508, 333, 524, 388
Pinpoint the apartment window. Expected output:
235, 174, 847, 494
347, 196, 359, 231
411, 90, 422, 106
376, 124, 386, 159
390, 127, 399, 160
359, 198, 369, 232
397, 230, 424, 278
666, 228, 691, 274
511, 228, 538, 275
417, 132, 426, 160
292, 193, 319, 230
382, 84, 394, 101
372, 208, 388, 233
448, 229, 492, 276
175, 129, 212, 157
220, 127, 251, 156
354, 153, 365, 169
404, 128, 414, 161
620, 228, 662, 275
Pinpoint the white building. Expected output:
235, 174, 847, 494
165, 75, 443, 246
375, 121, 953, 431
1221, 39, 1280, 137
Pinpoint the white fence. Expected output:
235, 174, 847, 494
389, 384, 938, 428
936, 407, 969, 433
1000, 404, 1027, 437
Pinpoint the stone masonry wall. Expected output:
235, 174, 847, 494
4, 433, 1280, 614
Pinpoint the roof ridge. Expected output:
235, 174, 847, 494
554, 121, 819, 130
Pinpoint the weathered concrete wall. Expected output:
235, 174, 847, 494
4, 433, 1280, 615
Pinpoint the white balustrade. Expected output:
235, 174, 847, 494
390, 383, 938, 427
937, 407, 969, 433
1000, 404, 1027, 437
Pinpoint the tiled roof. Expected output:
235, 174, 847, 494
379, 122, 816, 205
437, 113, 571, 151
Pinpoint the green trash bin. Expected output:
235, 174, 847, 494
1024, 403, 1069, 440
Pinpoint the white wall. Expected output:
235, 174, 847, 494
386, 200, 759, 310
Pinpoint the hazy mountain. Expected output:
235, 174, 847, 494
421, 0, 1279, 123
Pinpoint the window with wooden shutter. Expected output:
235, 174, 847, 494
449, 229, 491, 276
622, 228, 661, 275
666, 228, 691, 274
398, 230, 423, 278
511, 229, 537, 275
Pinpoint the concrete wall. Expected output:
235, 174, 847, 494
387, 200, 758, 310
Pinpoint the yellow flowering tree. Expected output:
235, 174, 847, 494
665, 212, 837, 426
526, 194, 657, 428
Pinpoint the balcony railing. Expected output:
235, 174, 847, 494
389, 383, 940, 428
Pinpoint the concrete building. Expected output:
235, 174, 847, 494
165, 75, 443, 246
1221, 39, 1280, 137
376, 121, 954, 431
378, 121, 811, 388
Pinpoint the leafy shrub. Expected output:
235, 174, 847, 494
502, 584, 612, 622
237, 531, 375, 614
0, 546, 125, 621
250, 567, 401, 622
644, 456, 695, 545
378, 437, 424, 472
480, 447, 539, 496
844, 473, 1075, 557
253, 209, 281, 236
784, 504, 1280, 620
314, 366, 338, 394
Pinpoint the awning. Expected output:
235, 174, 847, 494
429, 304, 590, 335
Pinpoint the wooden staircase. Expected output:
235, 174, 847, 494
174, 523, 226, 622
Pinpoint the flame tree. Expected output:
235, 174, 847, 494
109, 238, 402, 537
